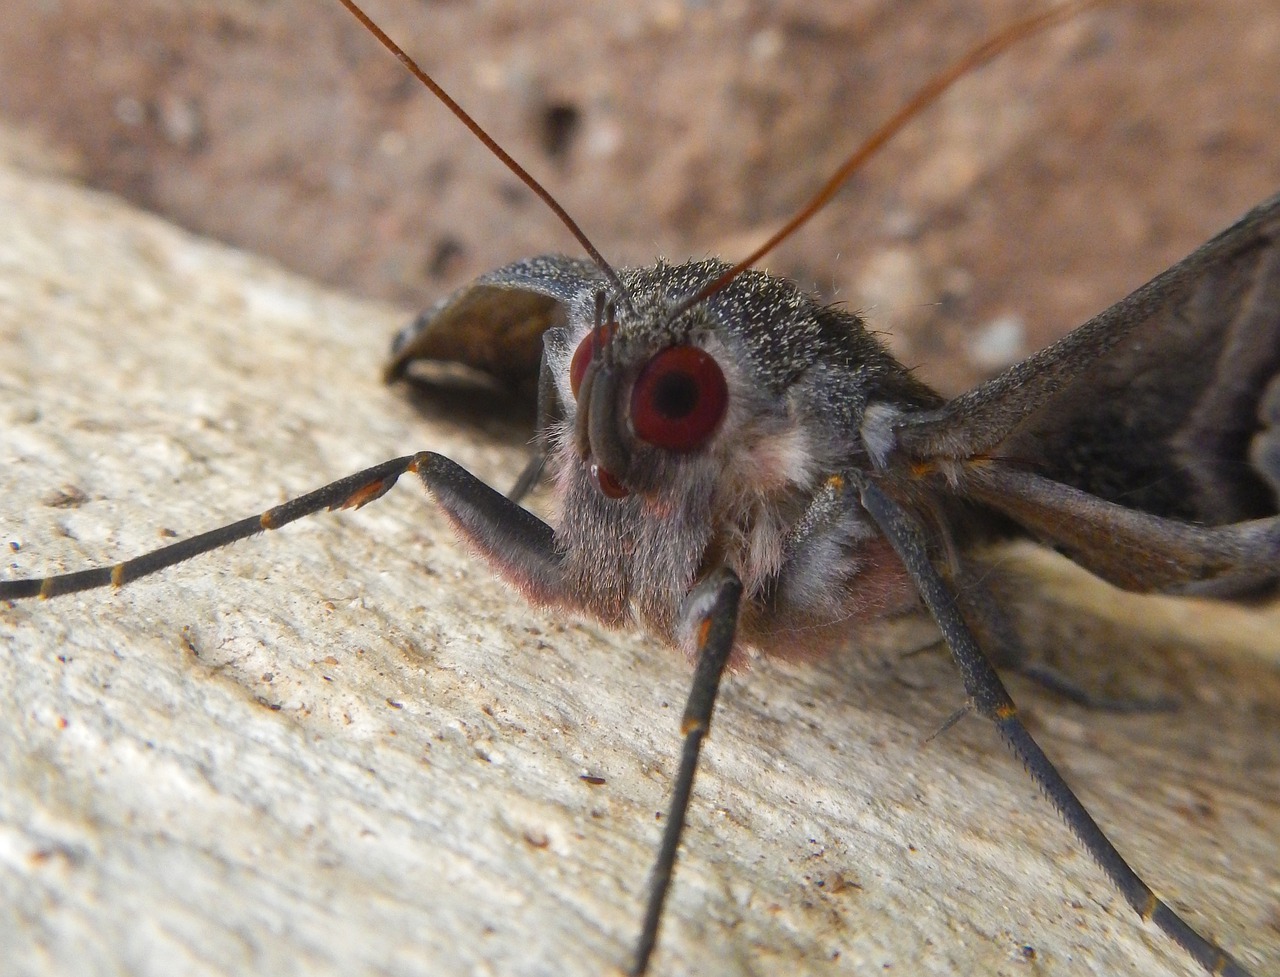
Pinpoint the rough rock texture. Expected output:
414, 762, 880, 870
1, 2, 1279, 976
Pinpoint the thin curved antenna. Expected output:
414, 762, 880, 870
335, 0, 632, 309
670, 0, 1107, 319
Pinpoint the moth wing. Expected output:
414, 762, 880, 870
893, 194, 1280, 594
385, 255, 602, 392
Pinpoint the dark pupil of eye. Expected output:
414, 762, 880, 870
652, 372, 699, 418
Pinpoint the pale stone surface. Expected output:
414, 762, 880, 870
1, 133, 1278, 977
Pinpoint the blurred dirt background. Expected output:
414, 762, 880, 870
0, 0, 1276, 396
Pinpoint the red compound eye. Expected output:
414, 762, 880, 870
569, 322, 616, 401
590, 463, 629, 499
630, 346, 728, 452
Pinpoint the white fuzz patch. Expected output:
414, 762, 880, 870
860, 402, 902, 469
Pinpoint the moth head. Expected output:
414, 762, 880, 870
565, 290, 732, 499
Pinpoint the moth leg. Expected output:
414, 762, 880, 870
506, 348, 561, 503
854, 474, 1255, 977
954, 559, 1176, 713
631, 567, 743, 977
411, 453, 566, 603
0, 452, 567, 607
505, 453, 547, 504
769, 473, 896, 618
963, 465, 1280, 596
782, 473, 849, 550
1014, 662, 1177, 713
0, 455, 421, 600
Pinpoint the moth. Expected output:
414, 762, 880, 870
1, 1, 1276, 975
